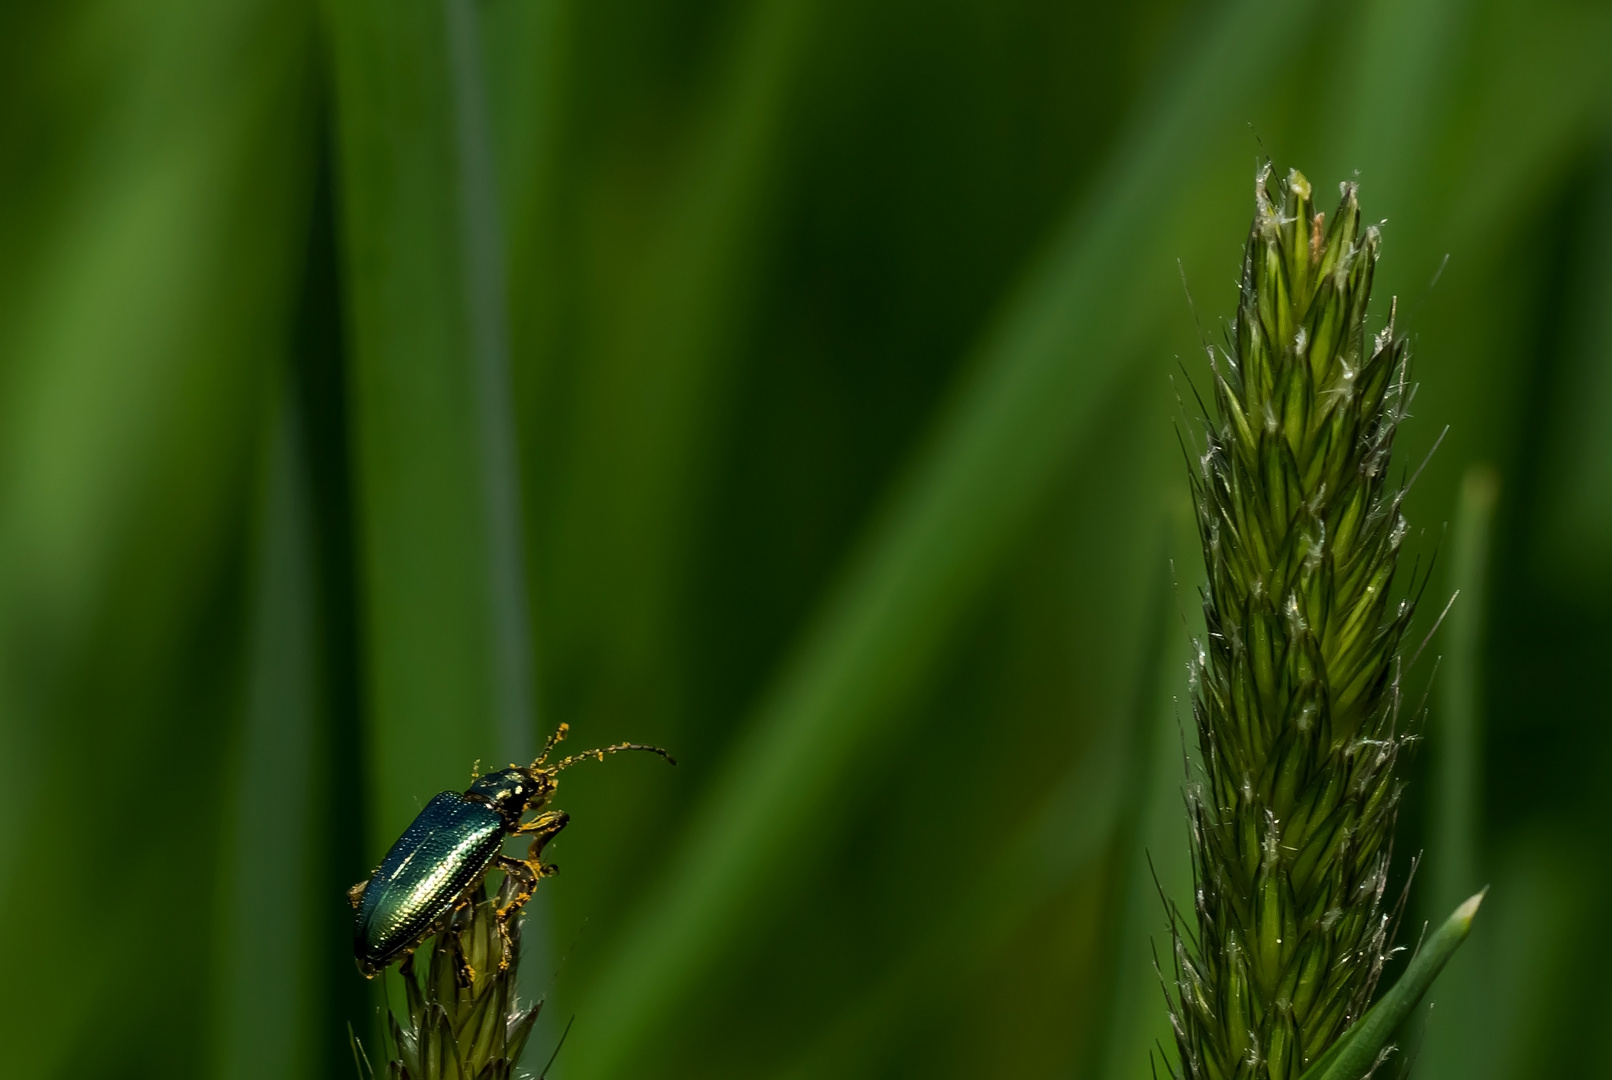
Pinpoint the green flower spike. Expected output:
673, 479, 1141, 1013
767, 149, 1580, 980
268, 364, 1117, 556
360, 874, 544, 1080
1166, 165, 1426, 1080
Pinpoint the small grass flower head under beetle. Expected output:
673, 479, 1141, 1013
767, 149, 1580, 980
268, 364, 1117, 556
374, 878, 540, 1080
349, 722, 675, 978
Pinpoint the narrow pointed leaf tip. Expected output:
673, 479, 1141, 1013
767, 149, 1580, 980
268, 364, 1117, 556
1297, 890, 1487, 1080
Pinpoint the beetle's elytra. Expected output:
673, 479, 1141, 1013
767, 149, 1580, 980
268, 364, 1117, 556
348, 723, 674, 978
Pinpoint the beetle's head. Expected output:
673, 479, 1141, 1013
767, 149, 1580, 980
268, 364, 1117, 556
467, 766, 543, 818
518, 766, 559, 807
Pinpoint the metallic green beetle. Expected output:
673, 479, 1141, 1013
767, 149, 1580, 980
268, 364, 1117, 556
348, 723, 674, 977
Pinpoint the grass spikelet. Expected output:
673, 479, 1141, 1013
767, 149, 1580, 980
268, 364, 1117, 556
361, 875, 543, 1080
1166, 164, 1420, 1080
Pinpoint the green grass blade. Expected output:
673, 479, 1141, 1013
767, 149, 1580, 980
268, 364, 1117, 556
1298, 893, 1487, 1080
445, 0, 538, 763
1433, 467, 1499, 913
1535, 141, 1612, 589
1418, 466, 1499, 1080
567, 2, 1326, 1073
540, 0, 816, 714
323, 0, 537, 845
215, 395, 324, 1080
0, 1, 312, 1072
1093, 500, 1201, 1080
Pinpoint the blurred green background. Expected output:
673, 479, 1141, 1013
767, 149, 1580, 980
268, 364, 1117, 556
0, 0, 1608, 1077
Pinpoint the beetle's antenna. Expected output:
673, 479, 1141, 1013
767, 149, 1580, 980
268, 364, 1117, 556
546, 742, 677, 774
531, 722, 571, 768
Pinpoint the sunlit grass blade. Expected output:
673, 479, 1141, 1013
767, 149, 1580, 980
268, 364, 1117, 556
445, 0, 539, 766
0, 1, 312, 1073
568, 2, 1329, 1074
1297, 892, 1486, 1080
323, 0, 548, 1049
322, 0, 536, 833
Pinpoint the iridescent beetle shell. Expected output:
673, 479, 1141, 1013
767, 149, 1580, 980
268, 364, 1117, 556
348, 730, 673, 978
353, 791, 508, 975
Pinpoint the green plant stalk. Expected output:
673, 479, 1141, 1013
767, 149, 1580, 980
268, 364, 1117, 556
359, 874, 543, 1080
1168, 166, 1419, 1080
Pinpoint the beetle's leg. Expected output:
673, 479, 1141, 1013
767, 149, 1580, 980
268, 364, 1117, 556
494, 856, 536, 894
512, 809, 568, 842
484, 812, 571, 969
453, 939, 476, 987
491, 856, 543, 971
443, 895, 477, 983
413, 904, 478, 986
492, 918, 514, 974
494, 855, 547, 918
495, 814, 565, 919
505, 810, 569, 893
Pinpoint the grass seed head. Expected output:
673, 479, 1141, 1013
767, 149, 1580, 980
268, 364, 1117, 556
1168, 165, 1418, 1080
369, 875, 542, 1080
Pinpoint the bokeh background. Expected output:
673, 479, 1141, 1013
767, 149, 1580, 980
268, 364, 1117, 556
0, 0, 1608, 1077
